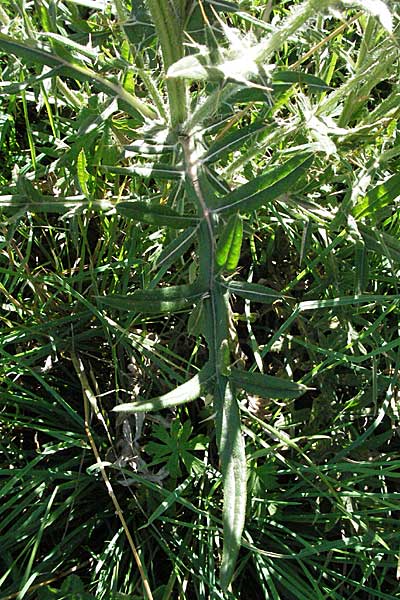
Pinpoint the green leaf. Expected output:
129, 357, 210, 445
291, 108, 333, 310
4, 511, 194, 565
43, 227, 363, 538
205, 121, 268, 164
216, 214, 243, 272
298, 294, 400, 311
355, 243, 369, 295
167, 53, 210, 81
359, 225, 400, 263
231, 369, 308, 399
223, 280, 284, 303
98, 282, 206, 314
215, 154, 313, 216
116, 201, 199, 228
77, 148, 90, 198
187, 301, 205, 337
215, 378, 247, 590
273, 70, 331, 91
0, 192, 113, 214
101, 163, 183, 180
154, 227, 198, 274
112, 362, 214, 413
353, 173, 400, 220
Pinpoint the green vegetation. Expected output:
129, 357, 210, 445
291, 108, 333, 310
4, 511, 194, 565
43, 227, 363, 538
1, 1, 400, 598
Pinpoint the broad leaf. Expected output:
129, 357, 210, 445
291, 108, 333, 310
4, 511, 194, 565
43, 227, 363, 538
112, 362, 214, 412
117, 201, 199, 228
214, 154, 313, 215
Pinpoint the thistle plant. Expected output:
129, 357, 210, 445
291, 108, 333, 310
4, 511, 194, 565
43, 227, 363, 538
1, 0, 399, 597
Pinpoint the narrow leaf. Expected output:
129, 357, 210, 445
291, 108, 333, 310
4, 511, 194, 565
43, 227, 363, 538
98, 282, 206, 314
117, 201, 199, 228
215, 378, 247, 590
231, 368, 308, 399
223, 280, 284, 304
100, 163, 183, 180
0, 193, 113, 214
273, 70, 331, 90
215, 154, 313, 216
359, 225, 400, 263
353, 173, 400, 220
205, 121, 268, 164
112, 362, 214, 413
216, 215, 243, 272
155, 227, 197, 272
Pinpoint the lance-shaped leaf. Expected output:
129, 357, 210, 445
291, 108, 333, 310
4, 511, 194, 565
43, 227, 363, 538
223, 280, 284, 303
273, 70, 331, 91
215, 377, 247, 590
205, 121, 268, 164
98, 282, 206, 314
216, 214, 243, 272
117, 201, 199, 228
353, 173, 400, 220
214, 154, 313, 216
231, 368, 308, 399
154, 227, 198, 273
112, 362, 214, 413
100, 163, 183, 180
0, 193, 113, 214
0, 33, 156, 120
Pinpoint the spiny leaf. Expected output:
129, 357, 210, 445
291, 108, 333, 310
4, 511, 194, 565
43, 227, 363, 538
216, 214, 243, 272
112, 362, 214, 413
231, 369, 309, 399
98, 282, 206, 314
214, 154, 313, 216
116, 201, 199, 228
